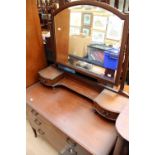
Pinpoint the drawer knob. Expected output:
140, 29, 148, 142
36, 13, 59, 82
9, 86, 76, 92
34, 119, 42, 126
67, 138, 76, 147
60, 145, 77, 155
31, 109, 38, 116
38, 129, 45, 135
68, 148, 77, 155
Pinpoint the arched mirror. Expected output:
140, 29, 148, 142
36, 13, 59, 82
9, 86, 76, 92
52, 1, 128, 86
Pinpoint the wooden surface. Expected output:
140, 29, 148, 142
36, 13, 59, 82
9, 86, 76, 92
27, 105, 91, 155
27, 105, 69, 152
26, 0, 47, 87
38, 65, 103, 100
112, 135, 129, 155
116, 104, 129, 141
56, 76, 102, 100
94, 89, 128, 113
114, 0, 119, 9
26, 83, 117, 155
38, 65, 63, 80
54, 1, 128, 20
54, 8, 70, 64
52, 1, 129, 86
38, 65, 64, 86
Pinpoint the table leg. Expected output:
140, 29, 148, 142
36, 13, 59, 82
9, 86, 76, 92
113, 136, 129, 155
32, 127, 37, 138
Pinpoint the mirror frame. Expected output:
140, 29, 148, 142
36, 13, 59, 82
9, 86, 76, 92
51, 0, 129, 86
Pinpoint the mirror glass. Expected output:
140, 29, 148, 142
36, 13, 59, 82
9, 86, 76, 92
54, 5, 125, 83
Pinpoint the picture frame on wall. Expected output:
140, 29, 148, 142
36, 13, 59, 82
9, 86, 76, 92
70, 27, 81, 35
106, 16, 124, 41
82, 13, 92, 26
92, 30, 105, 43
82, 27, 91, 36
93, 16, 108, 31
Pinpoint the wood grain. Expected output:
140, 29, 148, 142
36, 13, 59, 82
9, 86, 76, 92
38, 65, 64, 86
94, 89, 128, 113
26, 83, 117, 155
116, 104, 129, 141
54, 9, 70, 64
27, 106, 68, 152
38, 65, 103, 100
55, 76, 102, 100
38, 65, 64, 79
52, 1, 129, 86
27, 105, 91, 155
26, 0, 47, 87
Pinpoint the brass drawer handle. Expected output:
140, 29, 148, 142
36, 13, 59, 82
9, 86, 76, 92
68, 148, 77, 155
38, 129, 45, 135
60, 144, 77, 155
31, 109, 38, 116
34, 119, 42, 126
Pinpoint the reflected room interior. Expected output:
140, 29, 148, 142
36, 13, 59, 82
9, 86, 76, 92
27, 1, 129, 155
54, 5, 124, 83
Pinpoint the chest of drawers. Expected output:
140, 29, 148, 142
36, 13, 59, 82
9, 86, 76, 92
27, 105, 90, 155
26, 83, 117, 155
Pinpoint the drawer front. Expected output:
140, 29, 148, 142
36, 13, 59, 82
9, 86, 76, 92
75, 145, 91, 155
27, 105, 91, 155
60, 139, 91, 155
27, 105, 67, 151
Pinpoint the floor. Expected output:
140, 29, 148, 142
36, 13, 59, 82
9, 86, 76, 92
26, 120, 58, 155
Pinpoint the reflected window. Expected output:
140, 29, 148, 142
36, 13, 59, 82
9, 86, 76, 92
54, 5, 125, 81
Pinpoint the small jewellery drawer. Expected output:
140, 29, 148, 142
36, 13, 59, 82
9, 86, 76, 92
94, 103, 118, 121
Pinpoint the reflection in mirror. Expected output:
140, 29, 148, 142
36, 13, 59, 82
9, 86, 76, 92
54, 5, 125, 82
